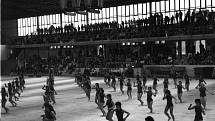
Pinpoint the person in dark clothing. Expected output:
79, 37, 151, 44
142, 75, 147, 88
152, 76, 159, 93
92, 83, 100, 107
144, 87, 156, 113
6, 82, 17, 106
1, 87, 9, 113
177, 81, 185, 103
188, 99, 205, 121
111, 75, 116, 92
126, 79, 132, 100
83, 76, 91, 101
42, 101, 56, 121
98, 88, 106, 116
196, 82, 214, 109
163, 90, 177, 121
184, 74, 190, 91
113, 102, 130, 121
134, 80, 144, 105
118, 75, 125, 94
104, 94, 115, 121
163, 78, 169, 97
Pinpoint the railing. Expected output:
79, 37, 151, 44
5, 23, 215, 46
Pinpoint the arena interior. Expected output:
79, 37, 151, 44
1, 0, 215, 121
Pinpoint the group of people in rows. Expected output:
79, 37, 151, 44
75, 71, 214, 121
35, 9, 215, 36
10, 8, 215, 46
1, 74, 26, 113
41, 72, 57, 121
2, 68, 214, 121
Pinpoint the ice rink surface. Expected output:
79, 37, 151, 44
1, 76, 215, 121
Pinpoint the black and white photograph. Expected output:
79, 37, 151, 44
1, 0, 215, 121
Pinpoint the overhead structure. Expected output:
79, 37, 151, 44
2, 0, 161, 20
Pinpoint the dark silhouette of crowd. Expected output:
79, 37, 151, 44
7, 9, 215, 45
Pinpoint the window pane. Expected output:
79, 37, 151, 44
196, 0, 200, 8
138, 3, 143, 14
170, 0, 175, 10
110, 7, 114, 17
180, 0, 185, 10
213, 0, 215, 7
18, 19, 22, 28
122, 6, 126, 16
161, 1, 165, 12
206, 0, 212, 8
130, 4, 134, 15
152, 2, 156, 13
185, 0, 189, 10
190, 0, 195, 9
201, 0, 206, 8
156, 2, 160, 13
126, 5, 130, 16
147, 3, 150, 15
106, 8, 110, 18
175, 0, 180, 11
134, 4, 138, 15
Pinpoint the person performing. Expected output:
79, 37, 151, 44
134, 80, 144, 106
104, 94, 115, 121
125, 79, 132, 100
196, 82, 214, 109
113, 102, 130, 121
144, 87, 156, 113
163, 90, 177, 121
118, 74, 125, 95
188, 99, 205, 121
177, 81, 185, 103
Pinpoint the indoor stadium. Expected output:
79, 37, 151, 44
1, 0, 215, 121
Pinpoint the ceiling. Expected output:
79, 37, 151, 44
2, 0, 161, 20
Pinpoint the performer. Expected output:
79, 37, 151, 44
113, 102, 130, 121
184, 74, 190, 91
163, 90, 177, 121
163, 78, 169, 97
118, 74, 125, 95
188, 99, 205, 121
144, 87, 156, 113
152, 76, 159, 93
104, 94, 115, 121
7, 82, 17, 106
177, 81, 185, 103
111, 74, 116, 92
196, 82, 214, 109
92, 83, 100, 107
134, 80, 144, 105
125, 79, 132, 100
142, 75, 147, 88
1, 87, 9, 113
98, 88, 106, 116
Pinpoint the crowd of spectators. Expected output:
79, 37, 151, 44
20, 47, 215, 75
8, 9, 215, 45
22, 55, 75, 75
11, 9, 215, 75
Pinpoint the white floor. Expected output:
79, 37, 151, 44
1, 76, 215, 121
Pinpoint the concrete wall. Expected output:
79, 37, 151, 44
1, 19, 18, 44
0, 45, 10, 60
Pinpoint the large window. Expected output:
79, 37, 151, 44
18, 0, 215, 36
18, 17, 37, 36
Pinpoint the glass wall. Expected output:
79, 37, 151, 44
18, 0, 215, 36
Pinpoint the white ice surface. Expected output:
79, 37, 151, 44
1, 76, 215, 121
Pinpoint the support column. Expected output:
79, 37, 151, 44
60, 13, 63, 33
178, 41, 182, 59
